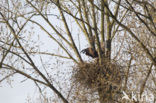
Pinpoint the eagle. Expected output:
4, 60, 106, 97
81, 47, 98, 58
81, 36, 105, 58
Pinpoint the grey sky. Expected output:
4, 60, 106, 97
0, 76, 36, 103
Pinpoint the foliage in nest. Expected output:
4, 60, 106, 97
72, 60, 124, 101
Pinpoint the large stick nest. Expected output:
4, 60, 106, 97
72, 60, 124, 93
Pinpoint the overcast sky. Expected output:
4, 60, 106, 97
0, 0, 92, 102
0, 13, 87, 103
0, 74, 37, 103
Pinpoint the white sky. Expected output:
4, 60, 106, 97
0, 75, 37, 103
0, 10, 87, 103
0, 0, 110, 102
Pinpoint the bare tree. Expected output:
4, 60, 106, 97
0, 0, 156, 103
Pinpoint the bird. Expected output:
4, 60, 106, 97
81, 35, 105, 58
81, 47, 98, 58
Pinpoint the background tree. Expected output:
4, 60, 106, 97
0, 0, 156, 103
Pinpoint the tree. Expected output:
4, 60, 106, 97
0, 0, 156, 103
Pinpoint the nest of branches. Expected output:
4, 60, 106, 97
72, 59, 124, 98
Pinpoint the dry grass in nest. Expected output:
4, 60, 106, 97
72, 60, 124, 93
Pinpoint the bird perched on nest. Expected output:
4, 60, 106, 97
81, 47, 98, 58
81, 35, 105, 58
